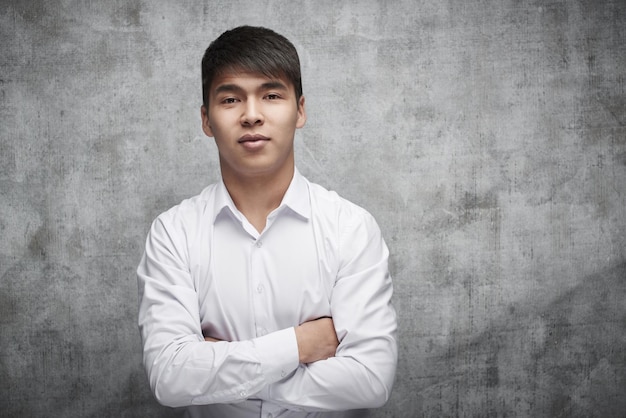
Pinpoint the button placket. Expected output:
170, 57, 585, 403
251, 236, 270, 338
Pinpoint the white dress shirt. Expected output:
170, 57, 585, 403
137, 169, 397, 418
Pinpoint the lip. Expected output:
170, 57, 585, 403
238, 134, 270, 151
238, 134, 269, 143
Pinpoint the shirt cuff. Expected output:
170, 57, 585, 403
255, 327, 299, 384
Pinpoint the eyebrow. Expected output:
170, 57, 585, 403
259, 80, 289, 91
213, 80, 289, 96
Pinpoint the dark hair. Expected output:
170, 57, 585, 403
201, 26, 303, 107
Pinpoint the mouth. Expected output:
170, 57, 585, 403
237, 134, 270, 151
238, 134, 269, 144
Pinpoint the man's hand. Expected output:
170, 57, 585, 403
295, 317, 339, 364
204, 336, 220, 342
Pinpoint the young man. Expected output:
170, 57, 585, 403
137, 26, 397, 418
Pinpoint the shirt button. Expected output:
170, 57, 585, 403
240, 391, 246, 398
257, 284, 264, 293
255, 240, 263, 248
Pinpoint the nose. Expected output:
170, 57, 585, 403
241, 98, 264, 126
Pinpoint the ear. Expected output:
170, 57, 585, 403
201, 105, 214, 137
296, 96, 307, 129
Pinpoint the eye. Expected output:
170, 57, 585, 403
265, 93, 281, 100
221, 97, 239, 104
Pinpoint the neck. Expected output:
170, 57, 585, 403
221, 163, 295, 233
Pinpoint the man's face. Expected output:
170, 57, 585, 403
201, 70, 306, 180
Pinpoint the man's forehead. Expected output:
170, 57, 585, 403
211, 68, 292, 90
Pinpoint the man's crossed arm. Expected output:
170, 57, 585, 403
205, 317, 339, 364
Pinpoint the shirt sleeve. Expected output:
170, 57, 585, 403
266, 208, 398, 411
137, 212, 300, 408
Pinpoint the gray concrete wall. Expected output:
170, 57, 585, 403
1, 1, 625, 417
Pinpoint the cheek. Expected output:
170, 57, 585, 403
206, 116, 227, 137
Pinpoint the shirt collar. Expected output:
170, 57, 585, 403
280, 168, 311, 220
213, 168, 311, 224
213, 180, 237, 223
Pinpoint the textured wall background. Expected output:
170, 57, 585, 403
1, 1, 625, 417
